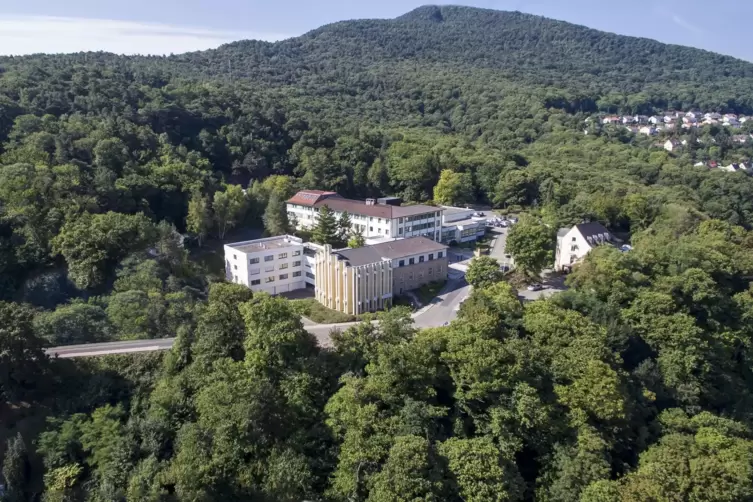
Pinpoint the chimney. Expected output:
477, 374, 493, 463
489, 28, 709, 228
366, 198, 376, 206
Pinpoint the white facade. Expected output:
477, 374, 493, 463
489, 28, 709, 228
555, 224, 613, 271
225, 235, 311, 295
440, 206, 487, 243
287, 196, 442, 241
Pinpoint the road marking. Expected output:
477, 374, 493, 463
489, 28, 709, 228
54, 345, 166, 358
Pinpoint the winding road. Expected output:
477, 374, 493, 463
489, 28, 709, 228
46, 278, 471, 359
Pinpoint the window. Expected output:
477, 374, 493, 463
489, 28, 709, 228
250, 269, 260, 276
419, 256, 425, 263
571, 245, 577, 252
233, 264, 238, 270
399, 260, 405, 267
293, 250, 301, 257
265, 266, 274, 273
250, 257, 259, 264
438, 251, 444, 259
293, 271, 302, 278
278, 252, 287, 259
306, 272, 315, 279
251, 279, 261, 286
429, 253, 434, 261
386, 229, 390, 235
378, 218, 382, 223
233, 254, 237, 260
279, 263, 289, 270
369, 226, 373, 232
399, 228, 403, 235
572, 237, 576, 242
265, 255, 274, 262
370, 217, 373, 222
293, 261, 301, 267
265, 276, 275, 283
409, 258, 415, 265
399, 217, 404, 223
279, 274, 288, 280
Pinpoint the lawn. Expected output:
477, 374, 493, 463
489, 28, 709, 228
394, 280, 447, 309
290, 298, 358, 324
415, 280, 447, 305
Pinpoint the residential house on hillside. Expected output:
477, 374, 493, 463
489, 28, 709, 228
555, 222, 614, 272
732, 135, 751, 144
664, 139, 682, 152
639, 126, 657, 136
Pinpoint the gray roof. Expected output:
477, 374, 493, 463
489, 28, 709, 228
314, 197, 439, 219
334, 237, 448, 267
441, 206, 472, 216
334, 247, 385, 267
575, 222, 611, 240
228, 235, 301, 253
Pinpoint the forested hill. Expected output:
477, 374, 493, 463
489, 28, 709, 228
205, 4, 753, 91
3, 5, 753, 113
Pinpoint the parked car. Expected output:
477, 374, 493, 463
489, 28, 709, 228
526, 283, 543, 291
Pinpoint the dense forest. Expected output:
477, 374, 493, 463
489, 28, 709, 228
2, 4, 753, 501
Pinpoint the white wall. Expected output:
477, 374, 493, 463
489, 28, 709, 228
287, 202, 442, 241
225, 239, 308, 295
555, 228, 593, 271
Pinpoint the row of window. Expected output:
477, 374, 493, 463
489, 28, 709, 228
399, 265, 442, 282
245, 260, 303, 275
250, 271, 303, 286
397, 251, 444, 267
246, 250, 301, 265
402, 212, 441, 223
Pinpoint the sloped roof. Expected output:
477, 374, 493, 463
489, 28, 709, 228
287, 190, 439, 219
287, 190, 339, 206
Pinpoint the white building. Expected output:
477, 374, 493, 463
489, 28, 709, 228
440, 206, 487, 244
555, 222, 614, 271
224, 235, 319, 295
287, 190, 442, 241
664, 139, 682, 152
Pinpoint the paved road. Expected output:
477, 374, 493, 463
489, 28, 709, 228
46, 278, 471, 358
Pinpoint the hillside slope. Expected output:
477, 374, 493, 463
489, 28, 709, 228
164, 4, 753, 107
3, 5, 753, 113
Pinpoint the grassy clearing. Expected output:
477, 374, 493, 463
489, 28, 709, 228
290, 298, 358, 324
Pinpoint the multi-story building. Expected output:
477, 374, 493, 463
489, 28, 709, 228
440, 206, 487, 244
224, 235, 320, 295
555, 222, 614, 272
315, 237, 449, 315
287, 190, 442, 241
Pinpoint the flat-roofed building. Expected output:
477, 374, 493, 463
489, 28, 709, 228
440, 206, 487, 244
287, 190, 443, 241
315, 237, 449, 315
224, 235, 321, 295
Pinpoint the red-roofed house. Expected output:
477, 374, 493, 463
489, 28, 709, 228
287, 191, 443, 241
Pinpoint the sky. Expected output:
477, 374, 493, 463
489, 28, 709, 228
0, 0, 750, 61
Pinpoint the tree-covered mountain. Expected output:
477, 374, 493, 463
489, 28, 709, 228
3, 6, 753, 501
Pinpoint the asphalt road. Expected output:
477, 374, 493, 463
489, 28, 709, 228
46, 278, 472, 358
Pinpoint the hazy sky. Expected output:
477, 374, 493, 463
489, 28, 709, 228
0, 0, 750, 61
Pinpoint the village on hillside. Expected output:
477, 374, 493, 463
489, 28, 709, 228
589, 111, 753, 173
